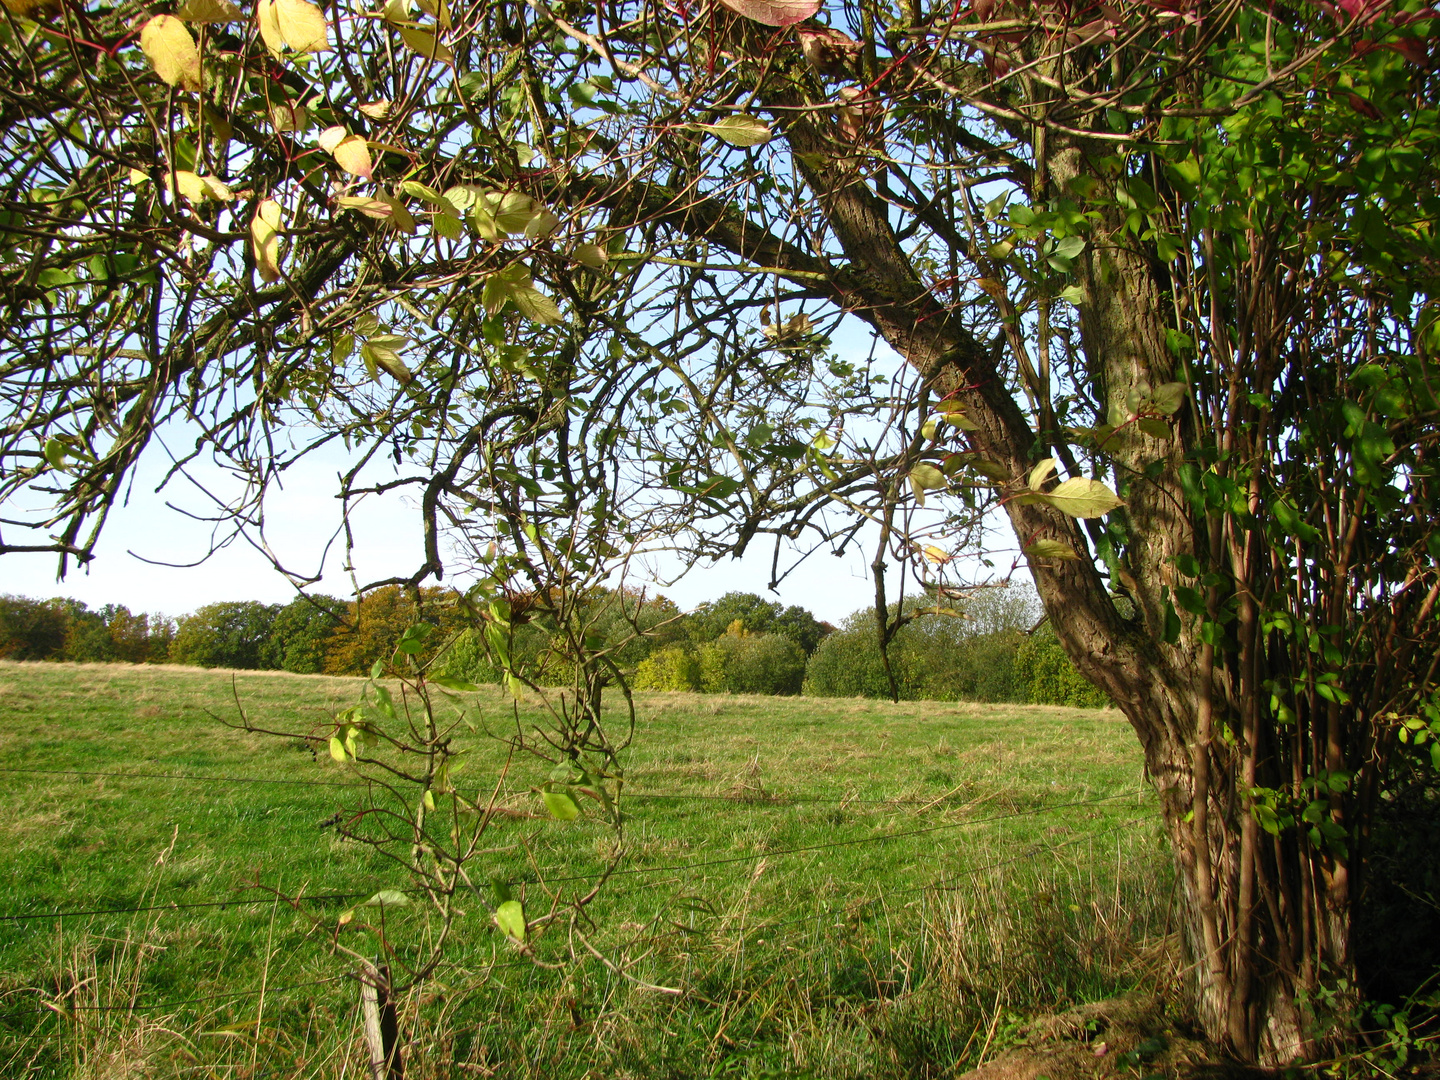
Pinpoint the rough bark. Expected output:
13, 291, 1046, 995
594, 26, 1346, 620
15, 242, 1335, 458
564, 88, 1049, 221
764, 102, 1338, 1065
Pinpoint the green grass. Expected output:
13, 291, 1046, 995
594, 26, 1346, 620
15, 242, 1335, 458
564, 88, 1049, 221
0, 661, 1171, 1079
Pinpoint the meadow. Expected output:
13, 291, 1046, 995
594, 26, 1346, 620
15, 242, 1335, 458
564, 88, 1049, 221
0, 661, 1171, 1079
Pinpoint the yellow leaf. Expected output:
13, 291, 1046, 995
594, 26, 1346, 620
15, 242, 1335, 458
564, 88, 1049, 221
489, 190, 534, 234
330, 134, 373, 180
1027, 457, 1057, 491
358, 100, 392, 119
275, 0, 330, 51
416, 0, 450, 28
168, 170, 234, 202
1036, 477, 1124, 519
909, 463, 946, 490
201, 176, 235, 201
690, 114, 773, 147
251, 199, 283, 283
399, 24, 453, 63
317, 125, 347, 154
1025, 539, 1082, 560
922, 545, 950, 564
255, 0, 285, 54
381, 0, 409, 23
176, 0, 243, 22
573, 243, 608, 268
524, 207, 560, 238
939, 405, 981, 430
127, 168, 149, 186
336, 195, 394, 218
139, 15, 202, 91
269, 102, 308, 133
377, 190, 416, 234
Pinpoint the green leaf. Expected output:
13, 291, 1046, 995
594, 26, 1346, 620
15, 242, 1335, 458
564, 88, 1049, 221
1153, 232, 1185, 263
1025, 539, 1080, 560
1137, 417, 1171, 440
1035, 477, 1124, 519
542, 786, 581, 820
1058, 284, 1085, 306
691, 114, 774, 146
1150, 382, 1186, 416
495, 899, 526, 941
329, 736, 347, 762
363, 889, 410, 907
1271, 498, 1321, 542
1253, 802, 1281, 836
1162, 600, 1181, 645
373, 685, 398, 719
1027, 457, 1057, 491
42, 438, 69, 472
1165, 156, 1202, 198
909, 463, 946, 490
430, 674, 481, 692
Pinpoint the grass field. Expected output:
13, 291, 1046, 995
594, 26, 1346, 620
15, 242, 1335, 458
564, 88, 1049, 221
0, 661, 1170, 1079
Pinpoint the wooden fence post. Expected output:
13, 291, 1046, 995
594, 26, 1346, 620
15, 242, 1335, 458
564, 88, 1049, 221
359, 957, 403, 1080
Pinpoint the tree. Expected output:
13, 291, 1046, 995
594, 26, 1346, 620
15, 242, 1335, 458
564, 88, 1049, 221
688, 592, 828, 652
170, 601, 280, 669
2, 0, 1437, 1060
0, 596, 67, 660
259, 594, 348, 673
322, 586, 466, 675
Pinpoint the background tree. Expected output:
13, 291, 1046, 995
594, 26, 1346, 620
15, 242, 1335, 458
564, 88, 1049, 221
1, 0, 1438, 1061
688, 592, 830, 653
0, 596, 68, 661
258, 594, 348, 674
170, 601, 281, 670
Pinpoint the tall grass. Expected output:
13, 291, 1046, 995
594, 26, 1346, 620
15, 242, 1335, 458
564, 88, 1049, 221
0, 662, 1169, 1078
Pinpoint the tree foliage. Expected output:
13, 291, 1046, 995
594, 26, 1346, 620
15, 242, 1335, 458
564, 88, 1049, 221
3, 0, 1439, 1059
801, 585, 1063, 703
258, 593, 347, 673
0, 595, 173, 663
170, 600, 280, 669
688, 592, 830, 654
698, 624, 808, 694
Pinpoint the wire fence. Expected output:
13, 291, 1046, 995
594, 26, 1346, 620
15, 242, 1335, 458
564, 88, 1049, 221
0, 758, 1160, 1035
0, 786, 1148, 924
0, 764, 1001, 805
0, 817, 1154, 1026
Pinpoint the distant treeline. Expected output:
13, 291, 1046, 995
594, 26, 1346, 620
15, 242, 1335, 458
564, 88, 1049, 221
0, 584, 1106, 707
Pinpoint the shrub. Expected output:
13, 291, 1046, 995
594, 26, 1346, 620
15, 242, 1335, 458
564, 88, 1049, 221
801, 618, 902, 698
1012, 630, 1109, 707
632, 645, 701, 691
436, 627, 503, 685
697, 629, 806, 695
802, 585, 1052, 703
